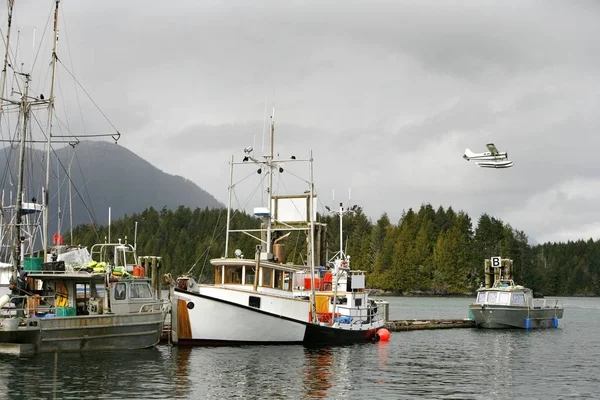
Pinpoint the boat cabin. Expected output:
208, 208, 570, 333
475, 279, 530, 307
212, 260, 301, 293
9, 271, 157, 318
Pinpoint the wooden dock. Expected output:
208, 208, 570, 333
385, 318, 475, 331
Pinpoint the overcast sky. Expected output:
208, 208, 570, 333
5, 0, 600, 244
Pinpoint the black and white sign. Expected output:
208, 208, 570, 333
491, 256, 501, 268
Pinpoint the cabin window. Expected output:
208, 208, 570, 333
355, 298, 362, 307
224, 266, 243, 284
487, 292, 498, 304
262, 267, 272, 287
511, 293, 526, 306
215, 266, 223, 284
115, 283, 126, 300
476, 292, 486, 304
245, 267, 256, 286
76, 283, 90, 300
274, 270, 284, 289
249, 296, 261, 308
498, 292, 510, 305
130, 283, 153, 299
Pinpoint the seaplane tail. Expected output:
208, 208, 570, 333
463, 149, 476, 160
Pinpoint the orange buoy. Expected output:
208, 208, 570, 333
377, 328, 391, 342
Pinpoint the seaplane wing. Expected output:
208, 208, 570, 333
463, 143, 508, 161
486, 143, 499, 155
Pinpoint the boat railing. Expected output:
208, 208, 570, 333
138, 298, 169, 314
331, 303, 386, 326
531, 298, 563, 309
1, 294, 59, 318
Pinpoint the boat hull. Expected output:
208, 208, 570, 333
172, 288, 382, 345
0, 311, 165, 353
469, 304, 563, 329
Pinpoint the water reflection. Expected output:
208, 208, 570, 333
0, 347, 174, 400
302, 347, 334, 398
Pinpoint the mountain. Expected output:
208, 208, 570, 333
0, 140, 223, 229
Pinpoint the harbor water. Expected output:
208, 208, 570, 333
0, 296, 598, 399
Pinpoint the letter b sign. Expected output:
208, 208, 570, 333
491, 256, 501, 268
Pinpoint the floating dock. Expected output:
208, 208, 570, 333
385, 318, 475, 331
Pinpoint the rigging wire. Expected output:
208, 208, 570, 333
56, 58, 120, 141
59, 3, 88, 137
28, 0, 54, 75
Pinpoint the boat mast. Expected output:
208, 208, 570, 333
265, 110, 274, 255
68, 151, 73, 245
13, 73, 31, 278
0, 1, 15, 256
309, 150, 317, 324
43, 0, 60, 261
0, 0, 14, 118
331, 202, 344, 320
224, 155, 233, 257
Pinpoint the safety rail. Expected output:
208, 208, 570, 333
0, 295, 56, 317
1, 296, 169, 318
330, 304, 386, 326
138, 299, 170, 314
531, 298, 563, 309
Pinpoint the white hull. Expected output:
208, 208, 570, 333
171, 285, 383, 345
172, 289, 307, 344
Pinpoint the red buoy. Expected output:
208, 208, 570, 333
377, 328, 391, 342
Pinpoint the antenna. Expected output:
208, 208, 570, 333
31, 27, 35, 72
261, 97, 267, 155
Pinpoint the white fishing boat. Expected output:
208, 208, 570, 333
469, 257, 563, 329
0, 1, 168, 355
170, 115, 386, 345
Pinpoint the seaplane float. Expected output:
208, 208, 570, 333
463, 143, 514, 169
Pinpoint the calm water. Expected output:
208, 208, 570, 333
1, 297, 598, 399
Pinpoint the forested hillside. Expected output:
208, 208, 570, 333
72, 204, 600, 296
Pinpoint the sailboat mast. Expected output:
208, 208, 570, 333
43, 0, 60, 260
13, 74, 31, 277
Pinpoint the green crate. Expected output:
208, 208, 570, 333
56, 307, 76, 317
23, 257, 44, 271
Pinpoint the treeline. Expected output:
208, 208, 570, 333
71, 204, 600, 296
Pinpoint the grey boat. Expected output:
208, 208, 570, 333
469, 279, 563, 329
0, 243, 168, 355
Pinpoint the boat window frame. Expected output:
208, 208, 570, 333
224, 265, 243, 284
130, 282, 153, 299
511, 293, 526, 306
245, 266, 256, 286
476, 292, 486, 304
114, 282, 127, 300
262, 267, 273, 287
497, 292, 510, 305
215, 266, 223, 284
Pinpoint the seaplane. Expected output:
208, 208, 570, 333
463, 143, 514, 169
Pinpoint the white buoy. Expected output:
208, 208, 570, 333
0, 294, 11, 309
